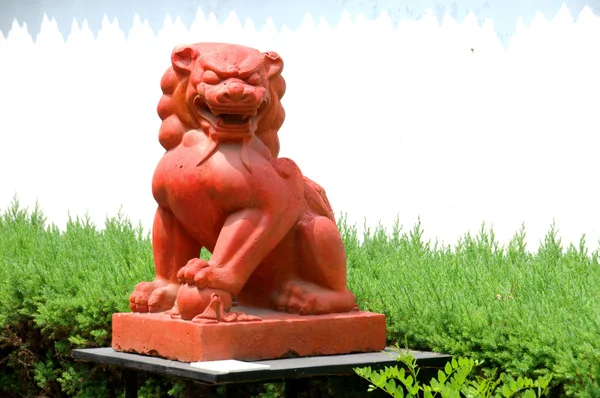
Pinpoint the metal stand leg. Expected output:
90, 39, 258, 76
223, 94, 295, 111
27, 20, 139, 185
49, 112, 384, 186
224, 383, 244, 397
285, 378, 308, 398
122, 368, 138, 398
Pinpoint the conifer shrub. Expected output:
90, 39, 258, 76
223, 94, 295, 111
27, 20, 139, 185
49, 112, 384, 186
1, 200, 599, 396
339, 215, 600, 397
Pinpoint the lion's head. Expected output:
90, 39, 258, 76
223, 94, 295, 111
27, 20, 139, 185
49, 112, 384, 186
157, 43, 286, 158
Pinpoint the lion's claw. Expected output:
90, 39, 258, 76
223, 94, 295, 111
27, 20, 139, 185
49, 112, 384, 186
129, 280, 180, 313
193, 267, 215, 289
177, 258, 210, 285
176, 258, 229, 291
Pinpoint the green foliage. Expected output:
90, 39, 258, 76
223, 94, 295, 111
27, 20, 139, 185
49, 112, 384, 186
1, 199, 599, 396
354, 350, 552, 397
0, 197, 157, 397
339, 214, 600, 397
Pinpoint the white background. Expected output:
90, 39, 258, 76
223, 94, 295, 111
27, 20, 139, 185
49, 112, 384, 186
1, 6, 599, 252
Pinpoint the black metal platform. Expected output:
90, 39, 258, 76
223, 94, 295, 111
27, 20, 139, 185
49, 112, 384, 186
72, 347, 451, 397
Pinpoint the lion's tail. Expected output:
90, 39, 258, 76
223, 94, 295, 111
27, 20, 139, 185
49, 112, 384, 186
303, 177, 336, 222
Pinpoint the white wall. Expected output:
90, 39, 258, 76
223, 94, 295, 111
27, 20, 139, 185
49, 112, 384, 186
1, 5, 599, 252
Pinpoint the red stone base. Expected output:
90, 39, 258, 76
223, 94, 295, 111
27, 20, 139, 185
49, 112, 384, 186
112, 308, 386, 362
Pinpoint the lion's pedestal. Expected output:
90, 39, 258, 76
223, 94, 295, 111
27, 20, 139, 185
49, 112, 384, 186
112, 309, 386, 362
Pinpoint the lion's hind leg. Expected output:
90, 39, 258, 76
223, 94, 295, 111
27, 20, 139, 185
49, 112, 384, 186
296, 214, 352, 291
271, 280, 356, 315
269, 214, 357, 315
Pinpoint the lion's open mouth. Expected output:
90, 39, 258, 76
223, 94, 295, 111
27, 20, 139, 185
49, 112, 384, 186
194, 97, 268, 134
212, 109, 255, 130
217, 113, 251, 126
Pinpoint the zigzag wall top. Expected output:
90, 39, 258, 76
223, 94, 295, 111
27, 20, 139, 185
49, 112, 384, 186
1, 0, 599, 45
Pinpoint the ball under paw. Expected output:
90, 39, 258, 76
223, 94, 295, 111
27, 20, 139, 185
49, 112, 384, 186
176, 284, 232, 321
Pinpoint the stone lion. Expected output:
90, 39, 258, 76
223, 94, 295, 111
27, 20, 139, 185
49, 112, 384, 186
129, 43, 357, 321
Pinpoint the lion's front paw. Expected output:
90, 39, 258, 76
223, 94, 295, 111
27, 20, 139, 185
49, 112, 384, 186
177, 258, 216, 289
176, 258, 234, 291
129, 279, 180, 313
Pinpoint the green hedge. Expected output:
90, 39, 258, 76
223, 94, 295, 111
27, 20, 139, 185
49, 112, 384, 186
1, 198, 599, 396
341, 218, 600, 397
0, 199, 153, 397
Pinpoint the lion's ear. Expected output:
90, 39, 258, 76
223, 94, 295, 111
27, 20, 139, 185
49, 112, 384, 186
263, 51, 284, 78
172, 45, 198, 74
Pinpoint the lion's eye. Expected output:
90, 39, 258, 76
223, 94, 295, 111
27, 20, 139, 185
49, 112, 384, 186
247, 73, 261, 86
202, 70, 221, 85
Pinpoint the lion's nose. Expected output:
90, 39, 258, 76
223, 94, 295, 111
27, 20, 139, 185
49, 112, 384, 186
224, 82, 245, 102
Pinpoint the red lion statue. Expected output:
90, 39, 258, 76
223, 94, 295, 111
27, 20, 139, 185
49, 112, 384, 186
129, 43, 357, 322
